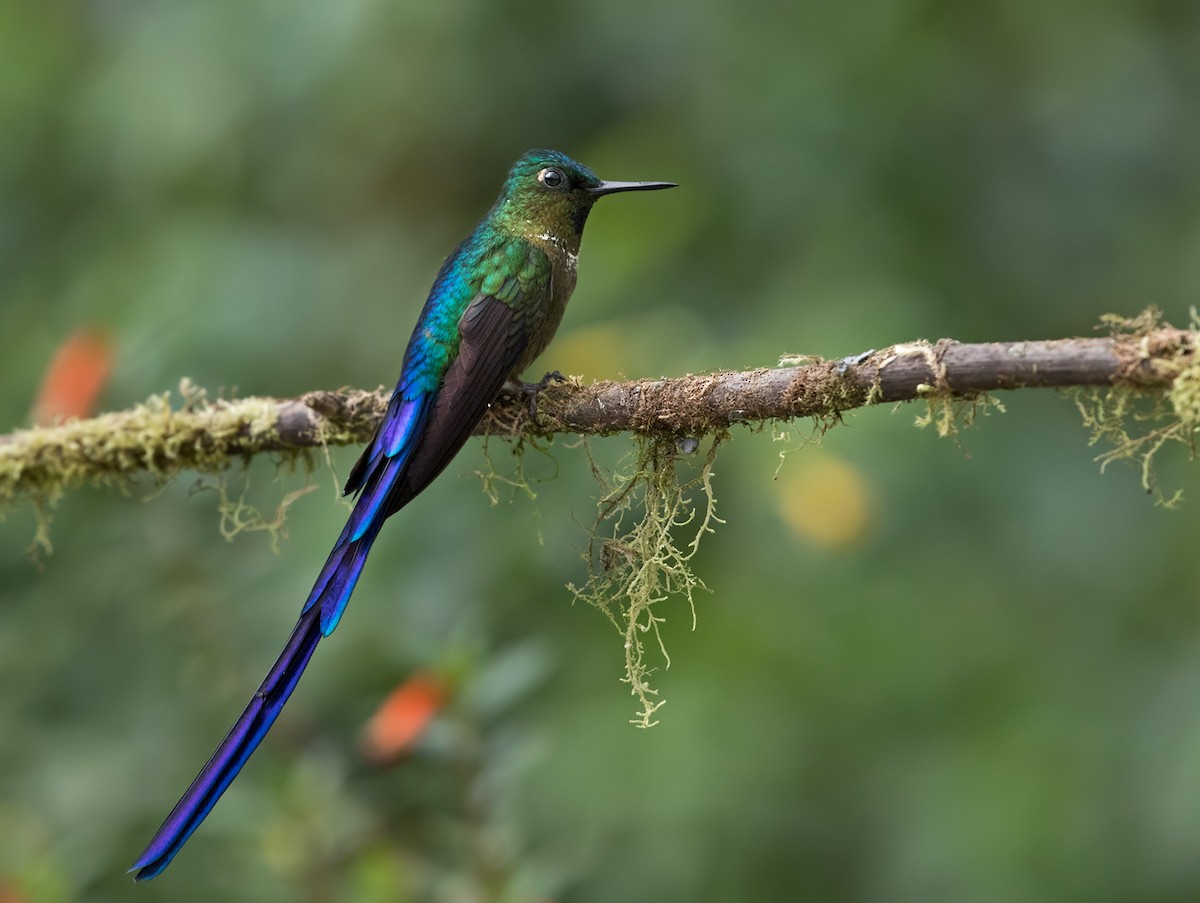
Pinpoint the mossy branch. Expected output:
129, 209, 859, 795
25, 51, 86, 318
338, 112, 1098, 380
1, 326, 1196, 507
4, 315, 1198, 724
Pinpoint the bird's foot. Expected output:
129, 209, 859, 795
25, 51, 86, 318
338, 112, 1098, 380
509, 370, 568, 425
835, 349, 876, 375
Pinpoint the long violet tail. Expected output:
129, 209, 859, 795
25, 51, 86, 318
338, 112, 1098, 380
131, 386, 428, 879
130, 472, 397, 880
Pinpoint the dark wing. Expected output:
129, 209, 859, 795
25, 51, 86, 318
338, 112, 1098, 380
397, 288, 538, 501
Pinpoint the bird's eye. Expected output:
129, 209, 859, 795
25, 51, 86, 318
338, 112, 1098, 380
538, 167, 566, 189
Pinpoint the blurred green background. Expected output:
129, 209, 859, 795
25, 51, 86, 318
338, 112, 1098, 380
3, 1, 1200, 901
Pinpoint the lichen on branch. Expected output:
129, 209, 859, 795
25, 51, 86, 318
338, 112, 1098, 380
1070, 310, 1200, 505
0, 379, 309, 508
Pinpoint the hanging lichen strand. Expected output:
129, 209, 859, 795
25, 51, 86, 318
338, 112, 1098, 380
569, 434, 724, 727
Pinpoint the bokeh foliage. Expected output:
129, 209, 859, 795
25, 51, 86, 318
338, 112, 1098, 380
3, 1, 1200, 901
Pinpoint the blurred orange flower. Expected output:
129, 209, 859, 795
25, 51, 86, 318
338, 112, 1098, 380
360, 671, 447, 763
31, 328, 114, 425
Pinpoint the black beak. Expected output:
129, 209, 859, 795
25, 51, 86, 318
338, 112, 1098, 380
589, 179, 678, 196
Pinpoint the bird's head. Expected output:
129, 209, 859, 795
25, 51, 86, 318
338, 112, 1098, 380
494, 149, 675, 247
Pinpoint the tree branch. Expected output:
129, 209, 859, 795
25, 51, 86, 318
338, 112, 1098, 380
2, 329, 1194, 505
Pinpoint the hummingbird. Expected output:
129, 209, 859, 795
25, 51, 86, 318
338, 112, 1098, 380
130, 149, 676, 880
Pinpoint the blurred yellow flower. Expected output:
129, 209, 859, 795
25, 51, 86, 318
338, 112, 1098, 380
775, 450, 875, 549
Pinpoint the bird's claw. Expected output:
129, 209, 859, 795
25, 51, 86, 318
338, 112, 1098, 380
835, 349, 876, 375
514, 370, 567, 424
